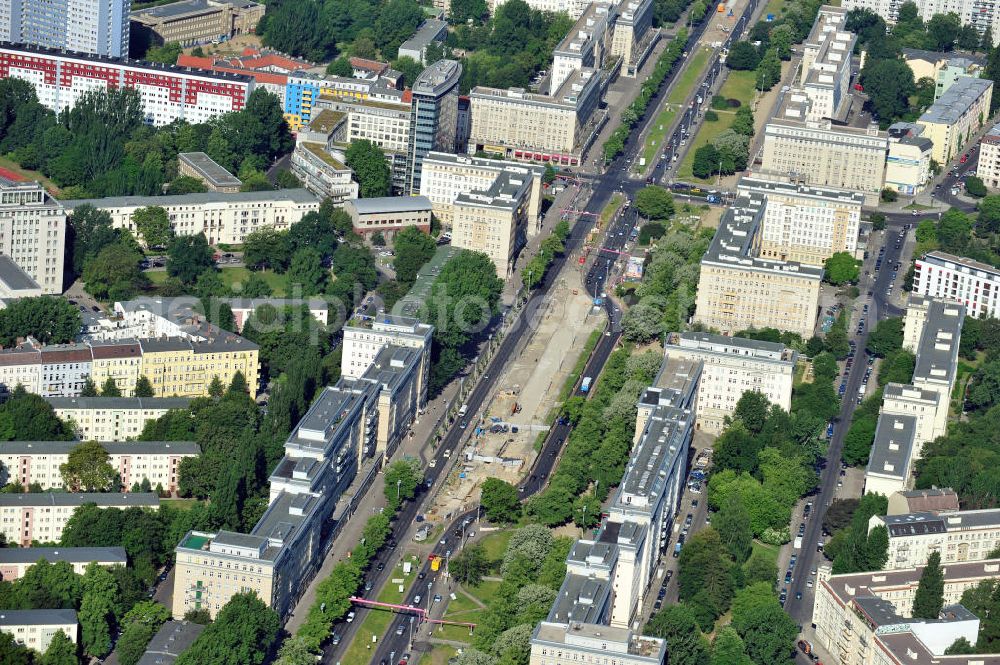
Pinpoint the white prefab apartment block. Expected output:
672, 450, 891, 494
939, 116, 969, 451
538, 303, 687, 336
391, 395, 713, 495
798, 6, 855, 122
0, 440, 199, 493
664, 331, 796, 434
842, 0, 1000, 46
0, 178, 66, 295
0, 492, 159, 546
0, 43, 253, 126
736, 175, 863, 265
0, 609, 77, 654
0, 0, 129, 56
873, 508, 1000, 569
914, 250, 1000, 319
46, 396, 192, 441
62, 189, 319, 246
0, 546, 126, 580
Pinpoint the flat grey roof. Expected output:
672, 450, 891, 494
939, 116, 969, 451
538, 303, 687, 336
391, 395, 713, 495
866, 414, 917, 480
616, 405, 691, 505
0, 546, 127, 565
918, 76, 993, 125
737, 174, 865, 206
0, 609, 77, 626
399, 19, 447, 52
412, 59, 461, 96
61, 188, 317, 210
920, 250, 1000, 278
912, 298, 964, 386
137, 620, 205, 665
178, 152, 242, 189
132, 0, 260, 20
701, 194, 825, 279
0, 441, 199, 455
0, 255, 40, 291
362, 344, 420, 393
672, 330, 798, 361
45, 396, 192, 411
0, 492, 159, 508
547, 572, 611, 624
347, 196, 433, 215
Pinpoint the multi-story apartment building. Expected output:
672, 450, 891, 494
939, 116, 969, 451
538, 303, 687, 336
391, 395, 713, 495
344, 196, 433, 239
887, 487, 960, 514
917, 76, 993, 164
0, 492, 159, 546
873, 508, 1000, 569
813, 559, 1000, 665
0, 0, 129, 56
0, 43, 253, 126
221, 298, 329, 332
530, 622, 666, 665
290, 141, 359, 205
397, 19, 447, 65
172, 382, 377, 619
761, 91, 889, 202
525, 353, 688, 662
177, 152, 242, 193
341, 316, 433, 397
903, 48, 986, 100
451, 170, 532, 279
551, 2, 613, 93
885, 122, 934, 195
0, 547, 126, 580
0, 440, 199, 492
47, 396, 192, 441
979, 121, 1000, 189
663, 331, 796, 434
129, 0, 264, 48
0, 333, 259, 399
488, 0, 589, 17
469, 68, 604, 168
907, 295, 964, 432
735, 175, 862, 265
0, 178, 66, 295
798, 6, 855, 121
866, 296, 964, 495
693, 190, 824, 338
419, 151, 544, 231
610, 0, 656, 77
0, 609, 77, 653
408, 60, 461, 194
843, 0, 1000, 45
914, 250, 1000, 319
880, 382, 944, 450
864, 413, 919, 497
63, 189, 318, 246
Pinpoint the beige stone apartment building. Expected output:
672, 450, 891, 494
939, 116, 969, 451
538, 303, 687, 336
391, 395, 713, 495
761, 90, 889, 202
419, 151, 544, 231
0, 178, 66, 295
736, 175, 863, 265
130, 0, 264, 47
916, 76, 993, 163
0, 547, 126, 581
451, 171, 532, 278
664, 331, 797, 434
694, 190, 823, 338
468, 68, 604, 167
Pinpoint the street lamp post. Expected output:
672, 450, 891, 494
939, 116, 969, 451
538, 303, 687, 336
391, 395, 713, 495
396, 479, 402, 503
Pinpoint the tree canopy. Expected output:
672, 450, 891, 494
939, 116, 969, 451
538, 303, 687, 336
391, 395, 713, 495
0, 296, 81, 347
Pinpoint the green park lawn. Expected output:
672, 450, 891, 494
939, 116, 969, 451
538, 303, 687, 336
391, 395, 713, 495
677, 70, 757, 182
478, 531, 513, 562
144, 266, 288, 296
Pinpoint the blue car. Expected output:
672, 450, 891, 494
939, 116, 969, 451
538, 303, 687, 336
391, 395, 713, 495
826, 423, 835, 438
838, 384, 847, 395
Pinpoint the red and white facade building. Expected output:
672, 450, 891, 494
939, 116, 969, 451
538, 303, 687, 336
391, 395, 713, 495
0, 42, 253, 126
913, 250, 1000, 319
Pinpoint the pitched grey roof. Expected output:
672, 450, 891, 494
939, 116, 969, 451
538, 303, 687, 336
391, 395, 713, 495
0, 609, 77, 626
45, 396, 192, 411
61, 188, 317, 210
0, 441, 200, 455
0, 492, 159, 507
347, 196, 433, 214
0, 546, 127, 565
